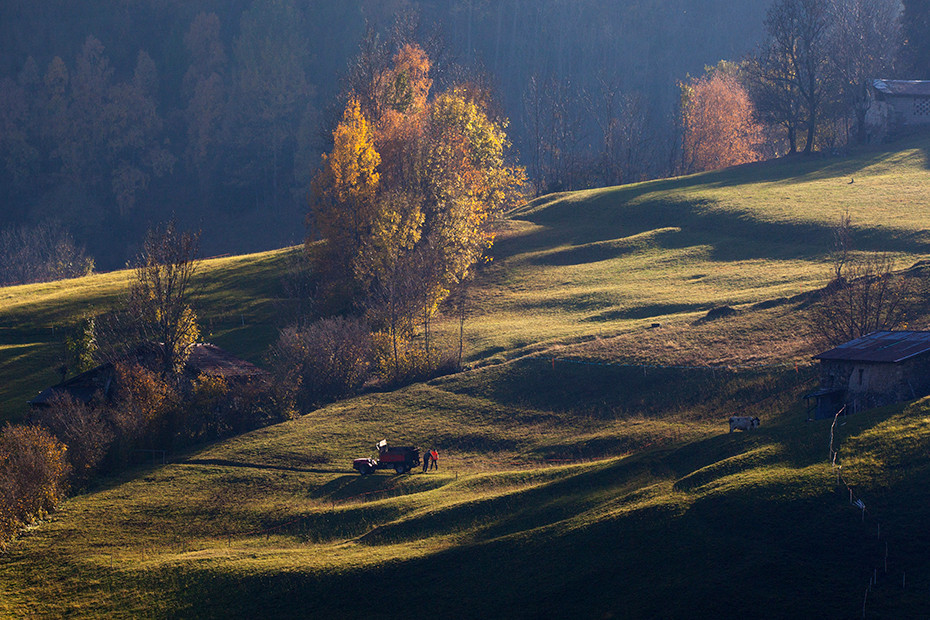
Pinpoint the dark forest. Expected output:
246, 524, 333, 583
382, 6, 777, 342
0, 0, 923, 273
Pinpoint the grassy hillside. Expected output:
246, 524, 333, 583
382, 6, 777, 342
2, 138, 930, 617
0, 248, 297, 422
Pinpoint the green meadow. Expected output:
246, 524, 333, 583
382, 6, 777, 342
2, 137, 930, 617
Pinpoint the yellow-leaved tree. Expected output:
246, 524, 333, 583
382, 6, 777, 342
311, 96, 381, 295
311, 44, 525, 380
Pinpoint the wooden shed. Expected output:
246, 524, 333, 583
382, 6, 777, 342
29, 343, 266, 408
807, 331, 930, 419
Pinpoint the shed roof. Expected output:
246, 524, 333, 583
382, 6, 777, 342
872, 79, 930, 97
186, 343, 265, 378
814, 331, 930, 363
29, 342, 265, 407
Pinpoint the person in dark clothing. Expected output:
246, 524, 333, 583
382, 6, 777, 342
422, 449, 430, 472
429, 449, 438, 470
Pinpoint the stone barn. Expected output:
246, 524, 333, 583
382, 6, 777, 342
808, 331, 930, 419
864, 79, 930, 142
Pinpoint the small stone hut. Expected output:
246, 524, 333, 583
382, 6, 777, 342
864, 79, 930, 142
808, 331, 930, 419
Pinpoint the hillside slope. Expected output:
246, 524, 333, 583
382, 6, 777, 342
1, 140, 930, 617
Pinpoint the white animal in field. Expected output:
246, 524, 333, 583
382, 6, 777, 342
728, 416, 760, 433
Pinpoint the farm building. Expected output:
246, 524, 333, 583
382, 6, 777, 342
864, 79, 930, 142
807, 331, 930, 419
28, 343, 266, 408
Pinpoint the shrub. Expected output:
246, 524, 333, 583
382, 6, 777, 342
0, 424, 69, 548
269, 317, 373, 411
225, 379, 289, 433
106, 362, 178, 465
371, 331, 458, 387
0, 221, 94, 286
184, 374, 231, 440
33, 393, 113, 487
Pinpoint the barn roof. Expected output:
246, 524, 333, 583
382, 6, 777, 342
814, 331, 930, 363
29, 343, 265, 407
29, 365, 114, 407
186, 343, 265, 378
872, 79, 930, 97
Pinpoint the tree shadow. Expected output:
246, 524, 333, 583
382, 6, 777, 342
582, 303, 708, 322
498, 192, 930, 270
180, 458, 341, 474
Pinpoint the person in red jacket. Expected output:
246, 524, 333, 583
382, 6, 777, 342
429, 449, 438, 470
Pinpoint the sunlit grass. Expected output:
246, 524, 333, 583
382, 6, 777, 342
3, 140, 930, 616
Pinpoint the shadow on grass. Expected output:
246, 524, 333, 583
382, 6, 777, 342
444, 358, 810, 421
505, 195, 930, 268
528, 228, 681, 267
181, 458, 339, 474
583, 303, 707, 322
498, 145, 930, 269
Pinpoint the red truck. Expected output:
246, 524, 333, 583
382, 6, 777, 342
353, 439, 421, 475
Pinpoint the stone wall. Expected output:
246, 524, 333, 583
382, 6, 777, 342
819, 356, 930, 414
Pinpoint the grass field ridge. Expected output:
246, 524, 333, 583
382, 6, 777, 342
3, 139, 930, 616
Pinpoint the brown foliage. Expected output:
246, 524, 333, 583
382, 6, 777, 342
34, 393, 113, 487
107, 362, 177, 463
269, 317, 373, 411
0, 424, 69, 548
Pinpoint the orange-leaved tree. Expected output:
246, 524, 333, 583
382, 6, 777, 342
311, 44, 525, 377
680, 70, 764, 173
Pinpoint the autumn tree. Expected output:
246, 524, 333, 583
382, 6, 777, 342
127, 221, 201, 377
0, 424, 69, 547
311, 96, 382, 293
311, 43, 524, 376
680, 70, 764, 173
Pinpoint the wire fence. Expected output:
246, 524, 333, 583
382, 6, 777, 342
828, 406, 912, 618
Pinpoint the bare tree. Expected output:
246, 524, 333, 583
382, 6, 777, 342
751, 0, 831, 154
826, 0, 902, 143
810, 253, 919, 345
0, 221, 94, 287
810, 214, 920, 345
831, 209, 853, 282
127, 220, 201, 376
522, 73, 546, 194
